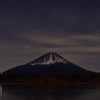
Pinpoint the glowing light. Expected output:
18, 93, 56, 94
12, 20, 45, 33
26, 46, 29, 48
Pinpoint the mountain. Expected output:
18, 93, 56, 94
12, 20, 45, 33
3, 52, 95, 76
27, 52, 69, 65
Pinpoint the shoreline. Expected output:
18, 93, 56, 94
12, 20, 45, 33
0, 74, 100, 83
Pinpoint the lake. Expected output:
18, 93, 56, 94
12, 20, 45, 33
0, 83, 100, 100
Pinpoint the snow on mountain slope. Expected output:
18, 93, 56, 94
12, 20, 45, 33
28, 52, 69, 66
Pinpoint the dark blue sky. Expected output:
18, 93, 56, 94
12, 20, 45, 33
0, 0, 100, 72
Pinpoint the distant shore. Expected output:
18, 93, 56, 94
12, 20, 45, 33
0, 74, 100, 83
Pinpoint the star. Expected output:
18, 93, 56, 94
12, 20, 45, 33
75, 7, 78, 9
35, 23, 38, 25
27, 18, 29, 20
26, 46, 29, 48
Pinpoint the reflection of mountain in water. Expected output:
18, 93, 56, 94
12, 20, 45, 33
1, 83, 100, 100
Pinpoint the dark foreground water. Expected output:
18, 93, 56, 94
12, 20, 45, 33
0, 83, 100, 100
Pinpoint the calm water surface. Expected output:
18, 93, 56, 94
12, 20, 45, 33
0, 83, 100, 100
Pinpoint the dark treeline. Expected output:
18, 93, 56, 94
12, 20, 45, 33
0, 74, 100, 83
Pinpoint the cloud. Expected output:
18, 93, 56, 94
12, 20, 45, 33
20, 31, 100, 48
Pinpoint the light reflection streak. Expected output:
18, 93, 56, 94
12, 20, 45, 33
0, 84, 2, 97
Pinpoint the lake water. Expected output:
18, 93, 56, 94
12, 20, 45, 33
0, 83, 100, 100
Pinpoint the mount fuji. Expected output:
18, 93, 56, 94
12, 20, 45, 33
28, 52, 69, 66
3, 52, 95, 76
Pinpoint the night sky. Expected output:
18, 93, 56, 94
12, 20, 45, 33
0, 0, 100, 72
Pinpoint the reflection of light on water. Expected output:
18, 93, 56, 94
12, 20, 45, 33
0, 85, 2, 96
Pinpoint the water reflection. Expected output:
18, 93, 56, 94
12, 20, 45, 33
0, 83, 100, 100
0, 85, 2, 97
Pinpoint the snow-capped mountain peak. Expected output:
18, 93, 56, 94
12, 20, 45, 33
3, 52, 95, 76
28, 52, 69, 66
